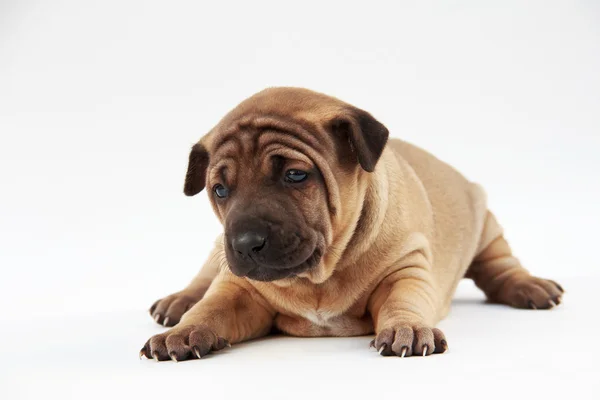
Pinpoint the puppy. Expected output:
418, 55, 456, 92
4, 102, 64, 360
141, 87, 564, 361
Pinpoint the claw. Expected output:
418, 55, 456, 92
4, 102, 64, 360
193, 347, 202, 359
400, 347, 408, 358
169, 352, 178, 362
163, 317, 170, 326
528, 301, 537, 310
422, 345, 428, 356
154, 314, 161, 323
549, 300, 557, 308
215, 337, 230, 350
152, 352, 159, 362
378, 343, 387, 355
369, 340, 375, 349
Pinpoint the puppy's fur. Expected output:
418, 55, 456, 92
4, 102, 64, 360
142, 88, 563, 361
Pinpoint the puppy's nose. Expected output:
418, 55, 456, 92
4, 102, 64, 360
231, 231, 267, 256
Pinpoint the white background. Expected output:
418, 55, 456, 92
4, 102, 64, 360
1, 1, 599, 399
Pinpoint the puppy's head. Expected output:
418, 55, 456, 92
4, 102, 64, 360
184, 88, 388, 283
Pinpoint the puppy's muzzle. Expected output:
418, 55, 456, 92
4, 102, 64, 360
225, 218, 319, 281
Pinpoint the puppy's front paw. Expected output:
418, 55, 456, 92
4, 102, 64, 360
139, 325, 230, 362
149, 291, 204, 327
370, 325, 448, 357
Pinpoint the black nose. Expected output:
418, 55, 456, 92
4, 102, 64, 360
231, 231, 267, 256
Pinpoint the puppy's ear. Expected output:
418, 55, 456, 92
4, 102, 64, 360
183, 142, 209, 196
330, 107, 389, 172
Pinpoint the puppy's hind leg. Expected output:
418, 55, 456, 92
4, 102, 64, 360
466, 212, 564, 309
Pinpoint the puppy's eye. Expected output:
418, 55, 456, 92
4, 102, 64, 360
285, 169, 308, 183
213, 184, 229, 198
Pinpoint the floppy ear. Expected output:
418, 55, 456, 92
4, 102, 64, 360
330, 107, 389, 172
183, 142, 210, 196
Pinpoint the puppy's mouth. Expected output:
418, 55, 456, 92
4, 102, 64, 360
228, 245, 323, 282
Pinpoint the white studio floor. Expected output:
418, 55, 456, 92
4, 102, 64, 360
2, 277, 597, 400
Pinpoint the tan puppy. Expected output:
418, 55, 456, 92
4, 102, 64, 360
141, 87, 564, 361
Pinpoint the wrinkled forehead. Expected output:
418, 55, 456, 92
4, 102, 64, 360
207, 87, 350, 156
208, 113, 336, 171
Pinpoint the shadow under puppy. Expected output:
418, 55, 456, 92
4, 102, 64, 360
141, 87, 564, 361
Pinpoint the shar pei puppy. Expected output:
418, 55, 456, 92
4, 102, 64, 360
140, 87, 563, 361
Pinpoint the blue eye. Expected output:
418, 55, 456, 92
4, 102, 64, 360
213, 184, 229, 198
285, 169, 308, 183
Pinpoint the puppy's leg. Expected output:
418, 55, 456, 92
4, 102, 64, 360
368, 267, 448, 357
466, 211, 564, 309
141, 278, 274, 361
150, 238, 224, 327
